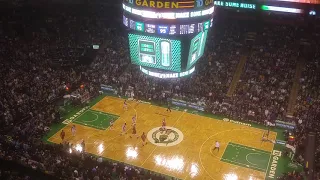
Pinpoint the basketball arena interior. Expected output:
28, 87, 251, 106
0, 0, 319, 179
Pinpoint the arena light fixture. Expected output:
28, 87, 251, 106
309, 10, 316, 16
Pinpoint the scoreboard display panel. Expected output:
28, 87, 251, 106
128, 33, 182, 72
123, 0, 214, 9
123, 14, 213, 35
123, 0, 214, 77
187, 30, 208, 69
268, 0, 320, 4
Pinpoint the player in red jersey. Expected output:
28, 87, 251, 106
132, 115, 136, 124
130, 123, 138, 138
166, 103, 171, 113
141, 132, 147, 146
121, 123, 127, 135
60, 130, 65, 142
161, 118, 166, 131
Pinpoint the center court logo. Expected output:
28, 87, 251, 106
147, 127, 183, 147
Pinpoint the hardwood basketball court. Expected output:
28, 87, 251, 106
48, 96, 277, 180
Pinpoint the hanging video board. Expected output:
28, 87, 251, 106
123, 0, 214, 9
128, 33, 182, 72
123, 15, 213, 35
187, 30, 208, 69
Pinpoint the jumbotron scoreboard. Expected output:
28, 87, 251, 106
122, 0, 214, 78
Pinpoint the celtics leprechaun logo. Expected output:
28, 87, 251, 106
147, 127, 184, 147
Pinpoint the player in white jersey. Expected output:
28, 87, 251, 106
123, 100, 128, 111
71, 125, 76, 136
109, 120, 114, 129
212, 141, 220, 152
121, 123, 127, 135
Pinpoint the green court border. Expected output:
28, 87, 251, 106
42, 94, 107, 143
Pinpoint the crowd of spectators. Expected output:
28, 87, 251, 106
0, 2, 168, 180
0, 1, 319, 179
231, 25, 297, 124
293, 32, 320, 179
279, 171, 304, 180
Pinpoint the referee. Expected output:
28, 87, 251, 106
166, 103, 171, 113
212, 141, 220, 152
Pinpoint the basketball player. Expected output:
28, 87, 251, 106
81, 140, 85, 152
262, 128, 270, 142
166, 104, 171, 113
71, 125, 76, 136
141, 132, 147, 146
121, 123, 127, 135
123, 100, 128, 111
109, 120, 114, 129
60, 130, 65, 142
212, 141, 220, 152
134, 97, 140, 108
161, 118, 166, 131
132, 115, 136, 125
130, 123, 138, 138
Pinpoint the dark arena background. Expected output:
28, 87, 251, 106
0, 0, 319, 180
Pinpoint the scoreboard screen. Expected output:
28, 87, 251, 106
122, 4, 214, 20
268, 0, 320, 4
128, 33, 182, 72
123, 15, 213, 35
187, 30, 208, 69
123, 0, 214, 77
123, 0, 214, 9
